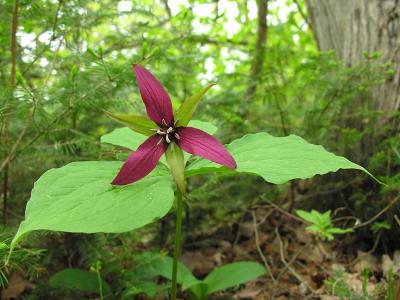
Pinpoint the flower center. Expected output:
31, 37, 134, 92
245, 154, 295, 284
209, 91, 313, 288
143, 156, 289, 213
156, 126, 180, 144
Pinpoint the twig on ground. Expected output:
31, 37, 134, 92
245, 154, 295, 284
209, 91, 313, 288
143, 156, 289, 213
251, 210, 276, 284
394, 214, 400, 227
259, 196, 306, 224
245, 204, 274, 225
271, 235, 312, 299
367, 231, 382, 254
353, 196, 400, 229
275, 227, 317, 294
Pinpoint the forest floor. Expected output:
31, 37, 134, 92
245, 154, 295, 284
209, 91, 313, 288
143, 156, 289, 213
174, 204, 400, 300
1, 202, 398, 299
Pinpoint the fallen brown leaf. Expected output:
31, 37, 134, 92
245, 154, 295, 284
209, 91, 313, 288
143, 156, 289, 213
1, 273, 35, 300
180, 251, 215, 277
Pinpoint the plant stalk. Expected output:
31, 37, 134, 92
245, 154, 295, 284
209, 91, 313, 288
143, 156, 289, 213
171, 188, 183, 300
96, 268, 104, 300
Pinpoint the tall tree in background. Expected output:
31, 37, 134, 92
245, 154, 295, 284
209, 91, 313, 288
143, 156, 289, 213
304, 1, 400, 240
305, 0, 400, 118
246, 0, 268, 101
241, 0, 268, 119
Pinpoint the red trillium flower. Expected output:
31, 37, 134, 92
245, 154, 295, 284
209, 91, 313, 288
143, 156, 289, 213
109, 64, 236, 190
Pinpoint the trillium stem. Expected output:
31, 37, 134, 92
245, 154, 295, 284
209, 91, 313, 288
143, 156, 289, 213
171, 188, 183, 300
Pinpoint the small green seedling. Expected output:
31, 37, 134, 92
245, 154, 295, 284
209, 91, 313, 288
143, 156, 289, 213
126, 254, 266, 300
296, 209, 353, 241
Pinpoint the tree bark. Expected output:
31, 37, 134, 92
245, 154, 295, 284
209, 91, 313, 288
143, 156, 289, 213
245, 0, 268, 104
2, 0, 19, 225
305, 0, 400, 115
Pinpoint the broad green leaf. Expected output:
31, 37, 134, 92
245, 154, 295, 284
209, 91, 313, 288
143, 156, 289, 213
105, 111, 157, 136
101, 120, 217, 151
175, 84, 215, 127
188, 120, 218, 135
185, 133, 378, 184
203, 262, 266, 295
12, 161, 174, 248
48, 268, 111, 295
101, 127, 147, 151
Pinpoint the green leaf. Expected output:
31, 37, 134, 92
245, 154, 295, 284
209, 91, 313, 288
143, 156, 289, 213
0, 242, 8, 251
121, 282, 158, 298
105, 111, 157, 136
310, 210, 325, 227
320, 211, 332, 227
185, 133, 378, 184
175, 84, 215, 127
203, 262, 266, 295
101, 127, 147, 151
324, 232, 335, 240
371, 221, 391, 233
12, 161, 174, 247
101, 120, 217, 151
188, 120, 218, 135
305, 225, 323, 233
124, 253, 162, 298
48, 268, 111, 295
296, 210, 315, 224
147, 256, 201, 290
129, 254, 204, 299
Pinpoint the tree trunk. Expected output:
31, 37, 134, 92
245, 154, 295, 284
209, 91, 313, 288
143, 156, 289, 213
305, 0, 400, 115
243, 0, 268, 115
2, 0, 19, 225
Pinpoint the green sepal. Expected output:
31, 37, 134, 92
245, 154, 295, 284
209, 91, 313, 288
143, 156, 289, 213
165, 144, 186, 193
175, 84, 215, 127
105, 111, 157, 136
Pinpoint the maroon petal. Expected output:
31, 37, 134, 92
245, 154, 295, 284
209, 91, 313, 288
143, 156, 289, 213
112, 135, 166, 185
177, 127, 237, 169
133, 64, 174, 126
